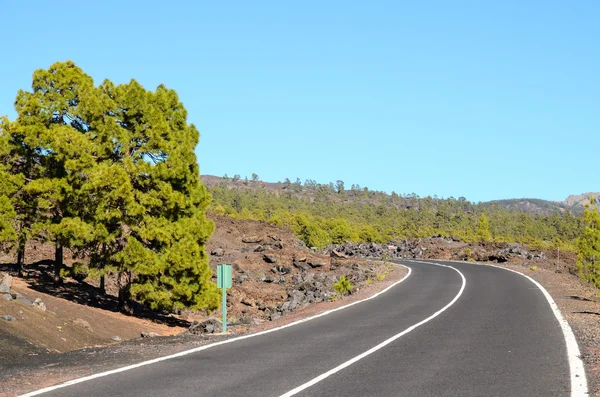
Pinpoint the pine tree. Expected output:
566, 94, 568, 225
86, 77, 218, 312
477, 213, 492, 242
0, 117, 19, 254
12, 61, 99, 283
0, 116, 51, 276
6, 61, 217, 312
577, 197, 600, 287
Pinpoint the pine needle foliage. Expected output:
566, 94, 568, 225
1, 61, 218, 312
578, 197, 600, 288
477, 213, 492, 241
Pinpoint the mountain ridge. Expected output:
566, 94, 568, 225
201, 175, 595, 216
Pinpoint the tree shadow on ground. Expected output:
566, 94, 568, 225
2, 260, 191, 328
567, 295, 595, 302
573, 311, 600, 316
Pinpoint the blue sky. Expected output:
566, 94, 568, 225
1, 1, 598, 202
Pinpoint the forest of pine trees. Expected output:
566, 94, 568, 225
207, 177, 583, 251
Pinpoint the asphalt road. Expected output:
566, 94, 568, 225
25, 260, 572, 397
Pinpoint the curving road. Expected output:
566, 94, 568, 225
22, 260, 583, 397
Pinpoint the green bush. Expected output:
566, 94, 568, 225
333, 275, 354, 295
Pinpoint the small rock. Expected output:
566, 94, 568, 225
1, 314, 15, 321
141, 331, 160, 338
269, 312, 282, 321
235, 275, 247, 285
242, 236, 262, 244
308, 261, 325, 268
189, 318, 222, 335
3, 293, 12, 301
280, 301, 291, 312
293, 262, 308, 271
287, 290, 305, 311
254, 245, 265, 252
15, 295, 32, 306
0, 275, 12, 293
211, 248, 225, 257
73, 318, 92, 330
112, 336, 122, 342
32, 298, 46, 312
275, 266, 291, 274
263, 255, 278, 264
238, 316, 254, 325
240, 298, 253, 307
330, 250, 347, 259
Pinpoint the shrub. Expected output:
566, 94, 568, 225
333, 275, 354, 295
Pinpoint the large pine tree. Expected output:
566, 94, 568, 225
6, 61, 217, 312
578, 197, 600, 287
0, 117, 19, 255
86, 75, 218, 312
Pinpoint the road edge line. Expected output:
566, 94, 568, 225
19, 264, 412, 397
435, 259, 588, 397
277, 261, 466, 397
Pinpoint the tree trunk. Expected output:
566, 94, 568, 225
117, 271, 132, 314
16, 246, 25, 277
54, 243, 63, 285
99, 275, 105, 294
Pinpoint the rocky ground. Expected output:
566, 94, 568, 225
327, 235, 557, 264
199, 215, 394, 326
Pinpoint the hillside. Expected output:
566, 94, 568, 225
485, 198, 579, 215
201, 175, 584, 248
202, 175, 594, 214
564, 192, 600, 207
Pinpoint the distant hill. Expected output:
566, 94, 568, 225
487, 193, 599, 216
564, 192, 600, 207
201, 175, 594, 216
484, 198, 578, 216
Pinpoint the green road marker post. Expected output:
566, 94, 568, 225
217, 264, 232, 333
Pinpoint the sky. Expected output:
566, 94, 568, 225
1, 1, 598, 202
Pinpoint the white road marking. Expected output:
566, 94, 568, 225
447, 259, 588, 397
19, 265, 412, 397
278, 261, 466, 397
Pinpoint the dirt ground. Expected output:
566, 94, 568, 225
0, 215, 367, 357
